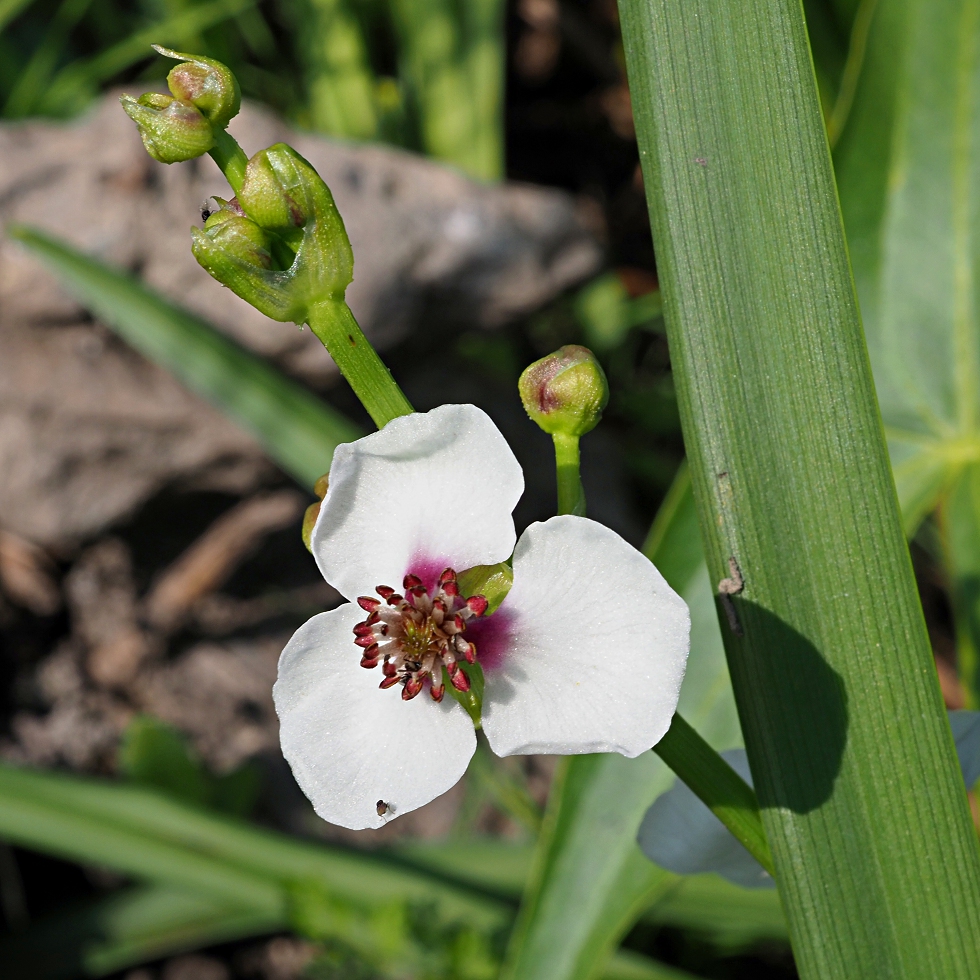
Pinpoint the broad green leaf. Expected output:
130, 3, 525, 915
835, 0, 980, 701
620, 0, 980, 975
500, 465, 741, 980
10, 226, 360, 490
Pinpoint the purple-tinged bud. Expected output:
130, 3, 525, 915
153, 45, 241, 129
119, 92, 214, 163
519, 345, 609, 438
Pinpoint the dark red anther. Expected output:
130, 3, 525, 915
365, 611, 381, 626
382, 659, 397, 677
443, 581, 460, 597
353, 622, 374, 636
376, 585, 395, 600
354, 635, 377, 648
357, 596, 381, 612
403, 573, 423, 590
402, 677, 424, 700
360, 654, 379, 668
466, 595, 488, 617
386, 592, 405, 606
380, 675, 400, 689
463, 641, 476, 664
439, 568, 457, 585
453, 614, 466, 632
450, 666, 471, 692
430, 683, 445, 703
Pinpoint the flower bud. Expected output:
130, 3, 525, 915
119, 92, 214, 163
301, 473, 330, 553
194, 143, 355, 324
153, 45, 241, 129
190, 206, 297, 319
519, 345, 609, 438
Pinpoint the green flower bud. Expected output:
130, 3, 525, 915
519, 345, 609, 438
119, 92, 215, 163
153, 45, 241, 129
191, 206, 298, 319
193, 143, 355, 325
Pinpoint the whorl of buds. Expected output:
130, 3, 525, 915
193, 143, 355, 325
518, 345, 609, 438
119, 46, 240, 165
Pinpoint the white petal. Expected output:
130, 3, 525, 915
273, 603, 476, 830
312, 404, 524, 600
482, 516, 690, 758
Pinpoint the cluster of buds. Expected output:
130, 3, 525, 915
192, 143, 354, 325
353, 568, 489, 703
122, 49, 355, 329
120, 47, 239, 163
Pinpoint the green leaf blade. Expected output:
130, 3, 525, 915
620, 0, 980, 976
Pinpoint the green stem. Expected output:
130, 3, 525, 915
653, 714, 774, 876
553, 432, 586, 516
307, 299, 414, 428
209, 128, 248, 196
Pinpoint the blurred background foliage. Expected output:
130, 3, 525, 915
1, 0, 975, 979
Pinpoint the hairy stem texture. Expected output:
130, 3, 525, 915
618, 1, 980, 977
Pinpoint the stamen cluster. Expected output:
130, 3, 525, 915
353, 568, 488, 702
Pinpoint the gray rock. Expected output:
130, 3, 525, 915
0, 95, 602, 547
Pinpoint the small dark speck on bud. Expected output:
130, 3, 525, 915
348, 334, 356, 346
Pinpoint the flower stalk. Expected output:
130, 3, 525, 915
307, 300, 412, 428
653, 713, 774, 875
552, 432, 585, 517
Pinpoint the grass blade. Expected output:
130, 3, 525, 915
35, 0, 258, 115
619, 0, 980, 975
10, 226, 361, 490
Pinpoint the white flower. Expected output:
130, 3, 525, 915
273, 404, 690, 830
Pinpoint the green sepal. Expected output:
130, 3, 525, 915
447, 661, 485, 729
193, 143, 355, 326
119, 93, 214, 164
153, 44, 241, 129
457, 562, 513, 616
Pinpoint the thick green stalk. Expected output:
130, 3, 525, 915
307, 299, 414, 428
553, 432, 586, 516
619, 1, 980, 977
652, 714, 773, 876
209, 128, 248, 195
